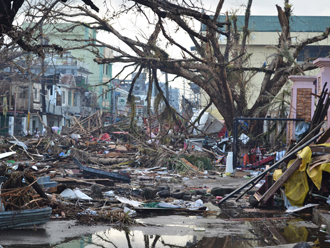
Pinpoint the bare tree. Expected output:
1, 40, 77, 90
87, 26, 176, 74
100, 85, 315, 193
5, 0, 330, 131
0, 0, 99, 57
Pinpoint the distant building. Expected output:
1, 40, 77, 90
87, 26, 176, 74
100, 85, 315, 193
23, 22, 113, 113
199, 15, 330, 120
0, 51, 98, 134
112, 72, 181, 119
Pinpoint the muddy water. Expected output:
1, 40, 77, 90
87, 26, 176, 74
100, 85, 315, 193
1, 203, 329, 248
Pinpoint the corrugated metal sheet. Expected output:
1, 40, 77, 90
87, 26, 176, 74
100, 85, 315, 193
0, 207, 52, 229
201, 16, 330, 32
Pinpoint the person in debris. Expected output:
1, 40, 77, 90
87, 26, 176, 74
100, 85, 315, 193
34, 127, 40, 138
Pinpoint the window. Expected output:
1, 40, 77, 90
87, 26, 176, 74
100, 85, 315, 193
32, 120, 36, 132
62, 91, 66, 104
34, 88, 38, 100
56, 93, 61, 106
297, 45, 330, 62
19, 87, 28, 98
102, 89, 108, 100
73, 92, 78, 106
137, 108, 143, 116
68, 91, 72, 106
103, 64, 109, 75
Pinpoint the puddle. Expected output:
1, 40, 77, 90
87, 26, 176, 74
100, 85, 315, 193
48, 220, 328, 248
1, 203, 329, 247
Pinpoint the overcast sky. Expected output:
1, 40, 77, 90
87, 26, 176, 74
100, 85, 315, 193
204, 0, 330, 16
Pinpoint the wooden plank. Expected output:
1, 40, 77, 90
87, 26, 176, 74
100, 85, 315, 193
73, 116, 86, 134
316, 127, 330, 144
53, 177, 114, 186
310, 146, 330, 153
253, 192, 262, 201
259, 158, 301, 204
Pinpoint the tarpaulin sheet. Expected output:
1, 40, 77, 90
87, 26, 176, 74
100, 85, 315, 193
273, 169, 283, 181
274, 144, 330, 206
284, 147, 311, 207
307, 143, 330, 190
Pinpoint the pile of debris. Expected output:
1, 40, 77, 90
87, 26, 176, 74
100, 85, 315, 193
0, 113, 231, 229
219, 83, 330, 213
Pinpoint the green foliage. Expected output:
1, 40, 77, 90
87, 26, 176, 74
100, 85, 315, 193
182, 155, 214, 171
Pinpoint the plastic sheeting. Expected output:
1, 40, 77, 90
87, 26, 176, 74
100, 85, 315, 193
273, 169, 283, 181
284, 147, 312, 207
284, 165, 309, 207
274, 145, 330, 206
307, 143, 330, 190
295, 122, 310, 142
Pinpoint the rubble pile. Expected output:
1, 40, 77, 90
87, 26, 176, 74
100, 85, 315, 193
0, 114, 229, 229
3, 90, 330, 233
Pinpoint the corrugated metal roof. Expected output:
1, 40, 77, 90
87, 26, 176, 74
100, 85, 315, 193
201, 16, 330, 32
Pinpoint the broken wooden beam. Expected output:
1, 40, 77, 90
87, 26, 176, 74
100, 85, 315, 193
258, 158, 302, 205
217, 131, 323, 206
24, 173, 49, 201
316, 127, 330, 144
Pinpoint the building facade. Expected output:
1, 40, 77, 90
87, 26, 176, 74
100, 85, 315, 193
200, 15, 330, 120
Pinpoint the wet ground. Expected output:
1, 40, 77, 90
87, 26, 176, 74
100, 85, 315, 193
0, 202, 328, 248
0, 177, 328, 248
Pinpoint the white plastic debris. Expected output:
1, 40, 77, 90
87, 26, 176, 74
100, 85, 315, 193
239, 133, 249, 144
193, 199, 204, 208
124, 207, 137, 217
78, 208, 98, 216
70, 134, 81, 140
286, 204, 319, 213
74, 189, 92, 200
115, 196, 143, 208
104, 190, 115, 197
188, 199, 204, 210
60, 188, 76, 199
172, 199, 185, 206
60, 188, 92, 200
327, 195, 330, 205
8, 141, 27, 150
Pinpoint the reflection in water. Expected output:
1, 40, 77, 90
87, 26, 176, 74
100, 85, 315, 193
54, 229, 196, 248
283, 220, 309, 243
51, 218, 328, 248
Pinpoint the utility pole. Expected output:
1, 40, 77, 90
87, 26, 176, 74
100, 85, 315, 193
169, 86, 172, 107
40, 21, 47, 127
183, 79, 185, 117
165, 72, 169, 101
27, 52, 32, 133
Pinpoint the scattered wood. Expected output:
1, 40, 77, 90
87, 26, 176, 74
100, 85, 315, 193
180, 158, 199, 172
53, 177, 114, 186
